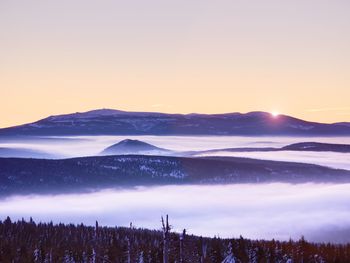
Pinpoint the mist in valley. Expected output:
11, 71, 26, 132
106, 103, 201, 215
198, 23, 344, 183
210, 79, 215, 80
1, 135, 350, 164
1, 183, 350, 244
1, 135, 350, 244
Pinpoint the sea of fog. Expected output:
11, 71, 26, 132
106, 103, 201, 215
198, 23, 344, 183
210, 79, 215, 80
0, 135, 349, 170
1, 135, 350, 243
1, 183, 350, 243
2, 135, 350, 154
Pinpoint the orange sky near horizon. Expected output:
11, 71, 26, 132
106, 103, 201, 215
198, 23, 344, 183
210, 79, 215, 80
1, 0, 350, 128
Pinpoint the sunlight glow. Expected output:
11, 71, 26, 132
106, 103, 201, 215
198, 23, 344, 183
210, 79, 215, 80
271, 111, 279, 117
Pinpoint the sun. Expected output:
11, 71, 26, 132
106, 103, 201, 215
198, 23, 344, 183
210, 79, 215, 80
271, 111, 279, 118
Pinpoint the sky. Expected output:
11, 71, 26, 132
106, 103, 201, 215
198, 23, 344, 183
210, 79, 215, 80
1, 0, 349, 128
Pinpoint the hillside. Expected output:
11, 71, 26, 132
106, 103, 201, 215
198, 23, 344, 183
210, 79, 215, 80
281, 142, 350, 153
1, 109, 350, 136
0, 147, 58, 159
1, 155, 350, 196
101, 139, 170, 155
199, 142, 350, 154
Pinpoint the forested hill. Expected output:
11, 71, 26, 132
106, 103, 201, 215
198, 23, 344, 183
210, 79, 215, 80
1, 217, 350, 262
1, 155, 350, 196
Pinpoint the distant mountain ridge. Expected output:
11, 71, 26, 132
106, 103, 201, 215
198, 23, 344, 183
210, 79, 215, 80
199, 142, 350, 154
1, 155, 350, 196
0, 147, 58, 159
281, 142, 350, 153
1, 108, 350, 136
335, 122, 350, 128
101, 139, 170, 155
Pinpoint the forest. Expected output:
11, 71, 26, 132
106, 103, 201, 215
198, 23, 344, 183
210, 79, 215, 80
1, 216, 350, 263
2, 155, 350, 197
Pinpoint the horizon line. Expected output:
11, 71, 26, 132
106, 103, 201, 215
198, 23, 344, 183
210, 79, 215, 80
1, 107, 349, 129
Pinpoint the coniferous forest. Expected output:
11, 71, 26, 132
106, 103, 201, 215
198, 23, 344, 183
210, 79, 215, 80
1, 217, 350, 263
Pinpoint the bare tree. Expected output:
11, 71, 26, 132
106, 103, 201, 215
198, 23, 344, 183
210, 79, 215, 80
199, 237, 207, 263
126, 237, 131, 263
180, 229, 186, 263
95, 221, 99, 239
161, 215, 171, 263
126, 222, 133, 263
93, 220, 99, 263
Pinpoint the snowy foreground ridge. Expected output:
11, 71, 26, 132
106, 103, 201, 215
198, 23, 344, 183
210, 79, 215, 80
0, 217, 343, 262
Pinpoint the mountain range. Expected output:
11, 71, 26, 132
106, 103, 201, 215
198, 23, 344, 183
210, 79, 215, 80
1, 109, 350, 136
100, 139, 350, 157
1, 155, 350, 196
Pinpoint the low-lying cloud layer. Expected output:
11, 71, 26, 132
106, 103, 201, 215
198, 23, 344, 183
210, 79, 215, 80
0, 136, 349, 171
1, 183, 350, 243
